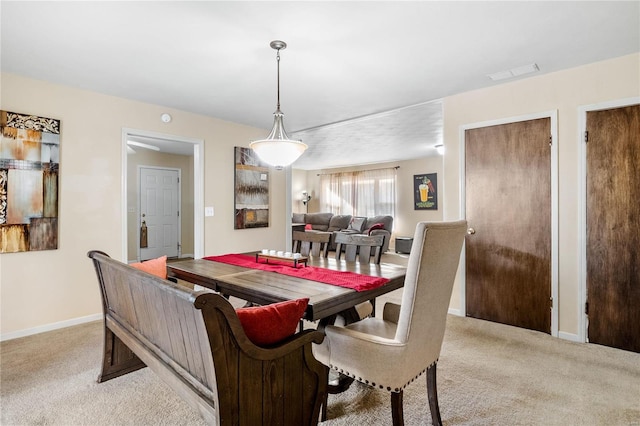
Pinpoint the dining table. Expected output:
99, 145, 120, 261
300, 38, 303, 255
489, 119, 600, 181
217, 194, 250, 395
167, 253, 407, 323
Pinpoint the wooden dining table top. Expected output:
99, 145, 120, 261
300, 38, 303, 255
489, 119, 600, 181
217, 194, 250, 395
167, 255, 407, 321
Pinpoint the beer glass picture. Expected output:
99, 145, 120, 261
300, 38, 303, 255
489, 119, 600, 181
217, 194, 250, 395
413, 173, 437, 210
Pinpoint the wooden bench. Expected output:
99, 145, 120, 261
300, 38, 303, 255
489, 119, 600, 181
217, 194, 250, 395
88, 250, 328, 425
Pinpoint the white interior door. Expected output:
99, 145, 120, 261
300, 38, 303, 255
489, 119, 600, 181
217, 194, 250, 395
140, 167, 180, 260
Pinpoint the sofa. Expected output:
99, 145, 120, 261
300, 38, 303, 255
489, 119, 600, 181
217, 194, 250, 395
292, 212, 393, 253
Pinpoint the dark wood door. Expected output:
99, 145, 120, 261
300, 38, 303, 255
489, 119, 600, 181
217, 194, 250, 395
465, 118, 551, 333
586, 104, 640, 353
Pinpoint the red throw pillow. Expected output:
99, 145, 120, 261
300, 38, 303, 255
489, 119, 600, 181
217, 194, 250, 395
236, 298, 309, 346
130, 256, 168, 279
304, 223, 313, 230
367, 222, 385, 235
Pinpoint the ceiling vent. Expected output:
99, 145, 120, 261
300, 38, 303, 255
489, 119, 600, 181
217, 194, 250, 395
488, 63, 539, 81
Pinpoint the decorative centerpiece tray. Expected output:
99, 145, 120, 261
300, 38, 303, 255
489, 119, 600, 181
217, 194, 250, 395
255, 253, 308, 268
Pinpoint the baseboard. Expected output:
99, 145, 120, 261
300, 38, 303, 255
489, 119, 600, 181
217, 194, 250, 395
0, 313, 102, 342
558, 331, 582, 343
448, 308, 463, 316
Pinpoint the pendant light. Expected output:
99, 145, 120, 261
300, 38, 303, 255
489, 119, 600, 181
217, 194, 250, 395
250, 40, 307, 170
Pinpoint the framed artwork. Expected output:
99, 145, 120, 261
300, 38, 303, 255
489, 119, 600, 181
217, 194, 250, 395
0, 111, 61, 253
414, 173, 437, 210
234, 147, 269, 229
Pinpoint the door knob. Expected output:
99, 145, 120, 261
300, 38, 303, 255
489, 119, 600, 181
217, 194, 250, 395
467, 227, 476, 235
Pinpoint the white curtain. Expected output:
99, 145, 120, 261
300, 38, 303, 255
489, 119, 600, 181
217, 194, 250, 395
320, 168, 396, 217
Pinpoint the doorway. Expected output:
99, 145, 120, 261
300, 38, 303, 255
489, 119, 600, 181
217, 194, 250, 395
581, 100, 640, 353
121, 128, 204, 263
461, 112, 558, 335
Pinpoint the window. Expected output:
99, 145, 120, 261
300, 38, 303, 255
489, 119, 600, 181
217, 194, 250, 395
320, 168, 396, 217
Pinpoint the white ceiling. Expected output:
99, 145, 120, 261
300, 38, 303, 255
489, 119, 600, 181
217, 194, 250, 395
2, 1, 638, 169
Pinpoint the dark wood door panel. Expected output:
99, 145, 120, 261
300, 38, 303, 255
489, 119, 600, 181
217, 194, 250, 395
465, 118, 551, 333
586, 104, 640, 353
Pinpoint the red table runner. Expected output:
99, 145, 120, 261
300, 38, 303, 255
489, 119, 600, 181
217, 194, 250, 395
203, 254, 389, 292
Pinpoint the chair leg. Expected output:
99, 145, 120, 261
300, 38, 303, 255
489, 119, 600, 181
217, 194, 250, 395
427, 363, 442, 426
321, 391, 328, 421
391, 390, 404, 426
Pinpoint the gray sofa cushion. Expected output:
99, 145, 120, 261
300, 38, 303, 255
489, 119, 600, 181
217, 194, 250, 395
305, 212, 333, 231
364, 215, 393, 233
292, 213, 306, 223
327, 215, 352, 232
363, 216, 394, 252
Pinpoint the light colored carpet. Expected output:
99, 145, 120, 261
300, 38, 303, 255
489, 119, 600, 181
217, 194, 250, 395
1, 311, 638, 425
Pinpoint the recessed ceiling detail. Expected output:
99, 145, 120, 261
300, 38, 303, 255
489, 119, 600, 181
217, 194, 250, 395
292, 100, 443, 170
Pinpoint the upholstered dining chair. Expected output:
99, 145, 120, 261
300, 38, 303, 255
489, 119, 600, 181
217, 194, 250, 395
314, 220, 467, 426
293, 230, 331, 258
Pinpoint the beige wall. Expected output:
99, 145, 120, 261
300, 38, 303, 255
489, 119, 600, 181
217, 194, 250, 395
2, 53, 637, 339
297, 155, 444, 249
443, 53, 640, 337
126, 150, 195, 261
0, 73, 287, 338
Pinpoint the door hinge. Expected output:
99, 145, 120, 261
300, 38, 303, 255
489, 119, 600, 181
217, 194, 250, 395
177, 177, 180, 184
549, 135, 552, 147
585, 301, 589, 315
584, 131, 589, 143
550, 297, 553, 309
177, 211, 180, 217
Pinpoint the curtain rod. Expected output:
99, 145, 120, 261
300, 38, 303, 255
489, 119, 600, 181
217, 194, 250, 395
316, 165, 399, 176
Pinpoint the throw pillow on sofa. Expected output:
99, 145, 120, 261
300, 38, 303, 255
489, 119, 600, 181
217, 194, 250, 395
348, 217, 367, 233
366, 222, 386, 235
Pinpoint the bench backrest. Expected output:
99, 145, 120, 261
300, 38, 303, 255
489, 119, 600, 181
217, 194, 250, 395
89, 251, 219, 408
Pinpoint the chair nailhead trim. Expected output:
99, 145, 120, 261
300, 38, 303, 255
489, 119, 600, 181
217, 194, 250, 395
328, 360, 439, 392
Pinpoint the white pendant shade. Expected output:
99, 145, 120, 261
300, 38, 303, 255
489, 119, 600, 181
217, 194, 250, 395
250, 109, 307, 169
250, 139, 307, 169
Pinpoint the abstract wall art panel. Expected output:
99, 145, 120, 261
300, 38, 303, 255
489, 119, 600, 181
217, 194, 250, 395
0, 110, 61, 253
234, 146, 269, 229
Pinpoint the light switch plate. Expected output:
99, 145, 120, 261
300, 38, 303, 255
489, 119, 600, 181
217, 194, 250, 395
205, 206, 214, 217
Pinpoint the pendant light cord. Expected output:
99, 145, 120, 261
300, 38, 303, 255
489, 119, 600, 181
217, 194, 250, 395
276, 48, 281, 110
